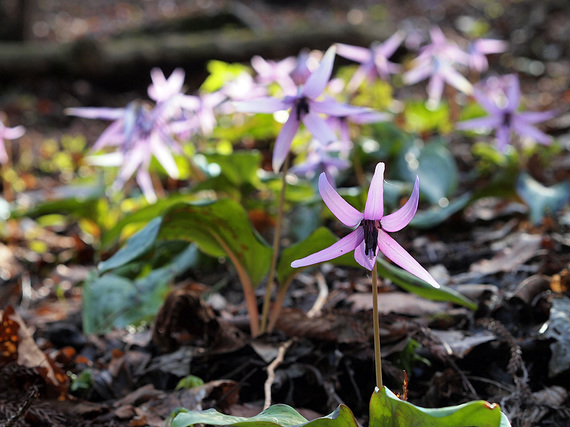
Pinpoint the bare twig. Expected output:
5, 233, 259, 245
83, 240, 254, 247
263, 339, 294, 410
306, 272, 329, 318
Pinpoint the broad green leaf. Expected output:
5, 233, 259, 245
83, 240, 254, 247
395, 138, 458, 205
284, 228, 477, 309
370, 387, 511, 426
101, 192, 197, 249
83, 244, 200, 334
201, 60, 250, 92
203, 151, 262, 188
98, 217, 162, 274
516, 172, 570, 224
171, 403, 358, 427
410, 193, 472, 229
11, 183, 104, 221
277, 227, 335, 286
159, 199, 272, 286
403, 100, 452, 134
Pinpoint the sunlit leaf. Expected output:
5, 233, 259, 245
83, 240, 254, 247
171, 403, 358, 427
370, 387, 511, 426
98, 217, 162, 274
395, 138, 458, 205
159, 199, 272, 286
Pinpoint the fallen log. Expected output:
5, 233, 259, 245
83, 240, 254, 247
0, 24, 394, 83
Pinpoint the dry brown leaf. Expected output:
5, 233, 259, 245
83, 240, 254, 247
470, 233, 543, 274
347, 292, 449, 317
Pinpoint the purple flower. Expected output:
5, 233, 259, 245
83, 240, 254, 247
403, 27, 472, 105
291, 162, 440, 288
336, 30, 404, 91
291, 139, 351, 183
327, 109, 391, 144
456, 74, 556, 151
251, 55, 297, 94
0, 120, 25, 164
466, 38, 508, 73
148, 68, 186, 103
66, 101, 181, 203
235, 46, 368, 172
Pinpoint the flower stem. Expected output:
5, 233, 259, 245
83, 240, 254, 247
372, 262, 383, 389
260, 155, 290, 335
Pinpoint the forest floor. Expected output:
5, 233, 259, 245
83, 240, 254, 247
0, 0, 569, 426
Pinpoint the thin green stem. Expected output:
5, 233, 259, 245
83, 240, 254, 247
372, 263, 383, 389
260, 155, 290, 334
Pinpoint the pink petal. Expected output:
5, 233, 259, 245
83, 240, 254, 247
441, 67, 472, 95
92, 121, 125, 150
336, 43, 371, 63
318, 172, 363, 227
291, 228, 363, 268
495, 125, 511, 152
456, 115, 502, 131
512, 119, 552, 145
65, 107, 124, 120
382, 177, 419, 232
364, 162, 385, 220
506, 74, 521, 110
2, 125, 25, 140
427, 74, 445, 105
150, 134, 180, 179
272, 113, 300, 172
379, 30, 405, 57
354, 238, 377, 271
472, 87, 500, 114
302, 112, 337, 144
377, 230, 440, 288
517, 110, 556, 124
311, 99, 369, 117
136, 168, 157, 204
0, 141, 8, 163
302, 46, 336, 99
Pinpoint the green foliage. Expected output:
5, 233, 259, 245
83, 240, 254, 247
159, 199, 272, 286
170, 403, 357, 427
83, 244, 201, 334
411, 192, 472, 228
394, 137, 458, 205
175, 375, 205, 390
370, 387, 511, 426
516, 172, 570, 224
201, 60, 250, 92
169, 387, 510, 427
403, 100, 452, 134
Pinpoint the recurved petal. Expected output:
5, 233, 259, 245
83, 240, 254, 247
382, 176, 419, 232
517, 110, 556, 124
336, 43, 371, 63
302, 112, 337, 144
291, 228, 364, 268
379, 30, 405, 57
364, 162, 385, 220
150, 134, 180, 179
354, 239, 377, 271
506, 74, 521, 110
272, 113, 300, 172
234, 97, 291, 113
377, 230, 440, 288
65, 107, 125, 120
512, 119, 552, 145
136, 168, 158, 204
318, 172, 363, 227
302, 46, 336, 99
2, 125, 25, 140
495, 124, 511, 152
456, 115, 501, 131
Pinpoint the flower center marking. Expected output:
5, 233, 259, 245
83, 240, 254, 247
295, 97, 310, 121
502, 111, 513, 127
362, 219, 379, 258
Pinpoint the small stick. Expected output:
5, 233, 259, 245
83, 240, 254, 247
263, 339, 293, 410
